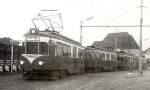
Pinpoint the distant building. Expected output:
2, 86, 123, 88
0, 37, 19, 46
92, 32, 139, 56
0, 37, 20, 72
144, 48, 150, 58
143, 48, 150, 65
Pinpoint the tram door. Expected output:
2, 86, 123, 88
73, 47, 79, 73
49, 44, 55, 56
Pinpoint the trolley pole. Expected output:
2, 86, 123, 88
10, 40, 14, 72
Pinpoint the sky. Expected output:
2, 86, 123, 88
0, 0, 150, 50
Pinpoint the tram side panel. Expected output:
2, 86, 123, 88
20, 40, 85, 79
85, 48, 118, 72
96, 53, 118, 71
53, 43, 85, 74
85, 51, 96, 72
117, 53, 139, 71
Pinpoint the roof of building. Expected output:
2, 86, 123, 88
92, 32, 139, 49
0, 37, 19, 46
144, 48, 150, 53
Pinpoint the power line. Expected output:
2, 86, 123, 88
82, 25, 150, 28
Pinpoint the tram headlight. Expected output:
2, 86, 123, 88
38, 61, 44, 65
20, 60, 24, 65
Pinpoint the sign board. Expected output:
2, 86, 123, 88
25, 37, 40, 41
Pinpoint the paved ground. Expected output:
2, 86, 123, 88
0, 70, 150, 90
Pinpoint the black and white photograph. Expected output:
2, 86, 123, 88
1, 0, 150, 90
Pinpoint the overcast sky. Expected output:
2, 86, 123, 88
0, 0, 150, 50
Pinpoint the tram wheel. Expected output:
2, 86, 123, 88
22, 71, 31, 80
97, 68, 102, 73
60, 70, 67, 78
50, 71, 60, 80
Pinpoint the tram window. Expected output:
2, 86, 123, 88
111, 54, 114, 61
99, 54, 102, 60
73, 46, 77, 58
58, 43, 71, 57
95, 53, 99, 59
124, 56, 128, 61
127, 57, 130, 61
119, 55, 126, 61
112, 54, 117, 61
106, 54, 109, 60
78, 49, 84, 59
21, 42, 25, 54
85, 52, 90, 59
39, 42, 48, 54
91, 52, 95, 60
56, 43, 59, 56
118, 56, 122, 61
89, 53, 93, 59
102, 53, 105, 60
67, 45, 71, 57
56, 42, 63, 56
26, 42, 38, 54
62, 44, 68, 56
110, 54, 113, 61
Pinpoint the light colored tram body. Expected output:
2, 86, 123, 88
20, 29, 85, 79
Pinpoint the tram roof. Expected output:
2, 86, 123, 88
24, 30, 83, 47
86, 46, 116, 52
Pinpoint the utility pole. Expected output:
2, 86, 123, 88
115, 29, 118, 50
10, 40, 14, 72
80, 20, 83, 45
139, 0, 144, 75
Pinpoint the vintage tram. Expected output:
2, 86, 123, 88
117, 52, 138, 71
85, 46, 118, 72
19, 11, 139, 79
20, 29, 85, 79
84, 47, 138, 72
19, 29, 139, 79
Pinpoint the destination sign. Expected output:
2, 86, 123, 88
25, 37, 40, 41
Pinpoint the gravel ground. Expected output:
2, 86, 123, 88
0, 70, 150, 90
